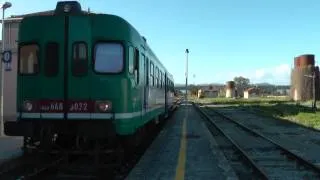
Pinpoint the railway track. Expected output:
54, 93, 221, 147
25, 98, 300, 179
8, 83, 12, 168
194, 103, 320, 179
0, 153, 65, 180
0, 144, 144, 180
0, 145, 144, 180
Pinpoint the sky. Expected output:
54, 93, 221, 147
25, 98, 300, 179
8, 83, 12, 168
3, 0, 320, 85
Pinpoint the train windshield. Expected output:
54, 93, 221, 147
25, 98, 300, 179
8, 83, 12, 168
94, 43, 124, 73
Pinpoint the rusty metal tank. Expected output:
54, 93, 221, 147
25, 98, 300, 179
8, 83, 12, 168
294, 57, 300, 68
298, 54, 315, 67
315, 66, 320, 100
226, 81, 235, 89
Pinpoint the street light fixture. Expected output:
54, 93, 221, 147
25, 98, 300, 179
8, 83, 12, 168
185, 49, 189, 102
0, 1, 12, 136
2, 2, 11, 9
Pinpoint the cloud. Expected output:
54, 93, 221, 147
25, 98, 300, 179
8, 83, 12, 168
250, 64, 291, 84
183, 64, 292, 85
212, 64, 291, 85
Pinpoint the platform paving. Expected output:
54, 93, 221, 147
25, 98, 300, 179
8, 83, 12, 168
0, 136, 23, 164
126, 103, 237, 180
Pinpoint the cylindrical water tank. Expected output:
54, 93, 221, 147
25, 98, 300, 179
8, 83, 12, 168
294, 57, 300, 68
298, 54, 315, 67
226, 81, 235, 89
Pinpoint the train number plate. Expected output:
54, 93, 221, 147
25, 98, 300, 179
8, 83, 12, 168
40, 100, 64, 112
39, 100, 94, 112
68, 101, 92, 112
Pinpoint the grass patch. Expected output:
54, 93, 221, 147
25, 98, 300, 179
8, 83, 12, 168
249, 103, 320, 130
188, 96, 320, 130
189, 96, 292, 105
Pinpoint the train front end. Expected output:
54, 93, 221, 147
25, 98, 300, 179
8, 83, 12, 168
5, 1, 134, 151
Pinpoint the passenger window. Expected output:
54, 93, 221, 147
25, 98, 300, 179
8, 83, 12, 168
19, 44, 39, 74
159, 71, 161, 88
150, 63, 154, 86
148, 59, 151, 86
94, 43, 123, 73
160, 72, 162, 88
128, 46, 134, 74
45, 43, 59, 77
146, 58, 149, 86
134, 49, 139, 84
72, 42, 88, 76
156, 67, 159, 88
154, 66, 157, 87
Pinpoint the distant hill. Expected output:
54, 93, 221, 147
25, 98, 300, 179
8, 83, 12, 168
175, 83, 224, 87
175, 82, 289, 88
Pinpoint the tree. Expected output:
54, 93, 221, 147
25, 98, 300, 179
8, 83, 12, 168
233, 76, 250, 90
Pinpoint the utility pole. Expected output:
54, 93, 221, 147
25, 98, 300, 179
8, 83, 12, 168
312, 70, 316, 110
304, 70, 317, 111
185, 49, 189, 102
0, 2, 12, 136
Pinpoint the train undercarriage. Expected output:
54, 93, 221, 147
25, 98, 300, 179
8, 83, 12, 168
5, 116, 164, 162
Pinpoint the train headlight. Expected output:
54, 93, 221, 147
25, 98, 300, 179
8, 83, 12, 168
23, 101, 33, 112
96, 101, 112, 112
64, 4, 71, 12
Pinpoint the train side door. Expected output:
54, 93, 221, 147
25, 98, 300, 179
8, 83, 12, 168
67, 16, 91, 117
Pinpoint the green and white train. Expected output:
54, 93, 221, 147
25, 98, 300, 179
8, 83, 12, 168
5, 1, 176, 151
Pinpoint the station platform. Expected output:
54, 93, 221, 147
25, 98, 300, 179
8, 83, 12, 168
126, 102, 238, 180
0, 136, 23, 165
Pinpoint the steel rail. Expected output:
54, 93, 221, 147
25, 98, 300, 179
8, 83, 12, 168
204, 105, 320, 174
194, 102, 320, 179
193, 103, 269, 179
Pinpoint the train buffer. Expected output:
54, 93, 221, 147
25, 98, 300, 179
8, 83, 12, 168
126, 102, 238, 180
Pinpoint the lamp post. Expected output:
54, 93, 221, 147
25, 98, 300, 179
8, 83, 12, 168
0, 1, 12, 136
193, 74, 196, 85
185, 49, 189, 102
304, 70, 317, 110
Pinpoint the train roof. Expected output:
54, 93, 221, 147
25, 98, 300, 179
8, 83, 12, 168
19, 13, 173, 80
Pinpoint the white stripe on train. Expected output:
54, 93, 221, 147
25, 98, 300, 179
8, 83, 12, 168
16, 105, 170, 119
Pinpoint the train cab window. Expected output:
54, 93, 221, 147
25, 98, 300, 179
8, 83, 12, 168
19, 44, 39, 74
94, 43, 123, 73
45, 43, 59, 77
72, 42, 88, 76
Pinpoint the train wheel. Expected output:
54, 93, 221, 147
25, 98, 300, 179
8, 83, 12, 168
55, 134, 75, 149
22, 136, 33, 155
75, 136, 90, 150
39, 126, 54, 152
